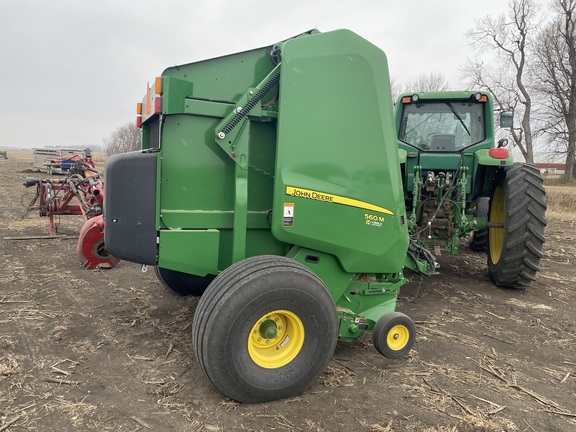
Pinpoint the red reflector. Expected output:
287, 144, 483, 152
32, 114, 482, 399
154, 97, 162, 115
489, 148, 509, 159
136, 116, 142, 128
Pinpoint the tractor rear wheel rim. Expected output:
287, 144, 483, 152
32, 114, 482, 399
248, 310, 304, 369
387, 324, 410, 351
489, 186, 505, 264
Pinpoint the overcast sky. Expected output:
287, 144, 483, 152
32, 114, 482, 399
0, 0, 512, 150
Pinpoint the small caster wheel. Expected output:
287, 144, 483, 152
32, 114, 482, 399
372, 312, 416, 359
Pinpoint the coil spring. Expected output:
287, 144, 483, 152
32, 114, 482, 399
220, 70, 281, 136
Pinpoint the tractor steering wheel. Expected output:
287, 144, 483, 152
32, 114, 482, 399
426, 132, 442, 141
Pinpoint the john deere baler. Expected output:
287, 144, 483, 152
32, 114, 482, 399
105, 29, 430, 403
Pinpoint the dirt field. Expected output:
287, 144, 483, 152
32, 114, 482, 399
1, 151, 575, 431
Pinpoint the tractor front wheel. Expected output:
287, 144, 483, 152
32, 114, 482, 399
372, 312, 416, 359
487, 164, 546, 288
192, 256, 338, 403
154, 266, 215, 296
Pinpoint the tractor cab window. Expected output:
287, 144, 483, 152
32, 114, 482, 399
398, 101, 485, 151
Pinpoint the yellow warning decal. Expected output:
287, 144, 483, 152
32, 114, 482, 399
285, 186, 394, 215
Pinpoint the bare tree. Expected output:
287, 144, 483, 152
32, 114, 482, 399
391, 72, 450, 103
104, 122, 142, 156
390, 77, 404, 103
464, 0, 538, 163
533, 0, 576, 182
405, 72, 450, 93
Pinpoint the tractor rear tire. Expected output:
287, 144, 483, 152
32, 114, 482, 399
192, 255, 338, 403
487, 164, 546, 289
154, 266, 215, 296
372, 312, 416, 359
470, 197, 489, 251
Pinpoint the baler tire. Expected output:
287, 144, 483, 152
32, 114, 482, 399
372, 312, 416, 359
470, 197, 489, 252
487, 163, 546, 289
154, 266, 215, 297
192, 255, 338, 403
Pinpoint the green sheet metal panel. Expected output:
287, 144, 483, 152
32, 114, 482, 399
159, 116, 276, 226
272, 29, 408, 274
161, 46, 275, 105
418, 153, 462, 170
158, 229, 220, 275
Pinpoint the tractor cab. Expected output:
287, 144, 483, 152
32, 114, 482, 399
397, 93, 488, 152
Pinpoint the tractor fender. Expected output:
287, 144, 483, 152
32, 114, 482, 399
398, 148, 408, 165
474, 148, 514, 167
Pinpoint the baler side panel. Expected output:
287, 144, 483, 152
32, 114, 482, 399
272, 30, 408, 274
157, 113, 282, 274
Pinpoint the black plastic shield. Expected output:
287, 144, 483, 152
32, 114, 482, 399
104, 151, 158, 265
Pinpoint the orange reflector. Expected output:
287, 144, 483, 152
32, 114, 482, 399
136, 102, 142, 115
489, 148, 509, 159
401, 96, 412, 104
479, 95, 488, 102
136, 116, 142, 128
154, 97, 162, 115
146, 83, 151, 115
154, 77, 163, 95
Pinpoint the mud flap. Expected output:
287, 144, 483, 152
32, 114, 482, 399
76, 215, 121, 269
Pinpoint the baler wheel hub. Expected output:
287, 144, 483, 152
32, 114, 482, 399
248, 310, 305, 369
387, 324, 410, 351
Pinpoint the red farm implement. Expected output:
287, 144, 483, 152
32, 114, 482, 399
23, 155, 119, 269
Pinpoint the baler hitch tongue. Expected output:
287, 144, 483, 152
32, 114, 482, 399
406, 239, 438, 276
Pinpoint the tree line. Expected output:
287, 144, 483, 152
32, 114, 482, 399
104, 121, 141, 156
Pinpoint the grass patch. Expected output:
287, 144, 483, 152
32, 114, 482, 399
544, 176, 576, 222
542, 173, 575, 186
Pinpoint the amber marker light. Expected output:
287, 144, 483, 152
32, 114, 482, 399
473, 92, 488, 102
154, 77, 163, 95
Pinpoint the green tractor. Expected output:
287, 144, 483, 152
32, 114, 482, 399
395, 91, 546, 289
104, 30, 435, 403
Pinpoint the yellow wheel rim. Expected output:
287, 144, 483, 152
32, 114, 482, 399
247, 310, 305, 369
387, 324, 410, 351
489, 186, 505, 264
